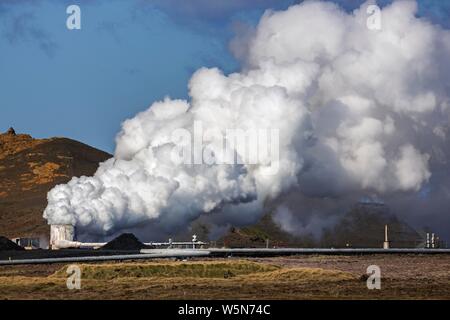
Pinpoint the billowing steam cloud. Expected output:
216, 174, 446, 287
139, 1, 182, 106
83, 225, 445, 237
44, 0, 450, 239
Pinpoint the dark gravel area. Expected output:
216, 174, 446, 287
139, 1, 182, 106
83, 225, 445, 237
0, 248, 140, 261
0, 236, 24, 251
100, 233, 149, 251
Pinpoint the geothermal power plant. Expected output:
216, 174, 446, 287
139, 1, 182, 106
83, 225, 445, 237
1, 222, 446, 266
49, 224, 207, 250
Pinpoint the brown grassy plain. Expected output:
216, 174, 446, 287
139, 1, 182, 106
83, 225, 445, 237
0, 254, 448, 300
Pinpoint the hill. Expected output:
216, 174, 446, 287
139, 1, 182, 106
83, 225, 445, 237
320, 202, 423, 248
216, 203, 423, 248
0, 128, 111, 238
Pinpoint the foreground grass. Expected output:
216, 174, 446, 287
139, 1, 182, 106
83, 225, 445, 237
51, 260, 279, 280
0, 262, 358, 300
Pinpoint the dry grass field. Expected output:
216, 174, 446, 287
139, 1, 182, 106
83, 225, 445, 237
0, 254, 449, 300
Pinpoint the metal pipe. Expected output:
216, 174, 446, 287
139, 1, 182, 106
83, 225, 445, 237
0, 251, 211, 266
2, 248, 450, 266
144, 242, 207, 246
142, 248, 450, 255
52, 240, 106, 249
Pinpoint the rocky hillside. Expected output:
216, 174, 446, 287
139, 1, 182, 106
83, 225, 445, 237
320, 202, 424, 248
216, 206, 423, 248
0, 128, 111, 238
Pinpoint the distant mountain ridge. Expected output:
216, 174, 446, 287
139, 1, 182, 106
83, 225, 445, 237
217, 203, 424, 248
320, 202, 423, 248
0, 128, 111, 238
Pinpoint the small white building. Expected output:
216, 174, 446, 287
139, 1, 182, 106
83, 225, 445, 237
11, 237, 42, 250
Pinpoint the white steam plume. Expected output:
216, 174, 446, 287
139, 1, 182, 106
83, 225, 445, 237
273, 205, 337, 239
44, 0, 450, 239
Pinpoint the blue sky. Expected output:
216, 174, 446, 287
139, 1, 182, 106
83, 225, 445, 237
1, 0, 449, 152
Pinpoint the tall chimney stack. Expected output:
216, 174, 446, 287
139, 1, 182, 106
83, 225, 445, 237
383, 224, 390, 249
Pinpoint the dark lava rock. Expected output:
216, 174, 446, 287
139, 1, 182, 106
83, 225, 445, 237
0, 236, 25, 251
100, 233, 147, 250
6, 127, 16, 135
